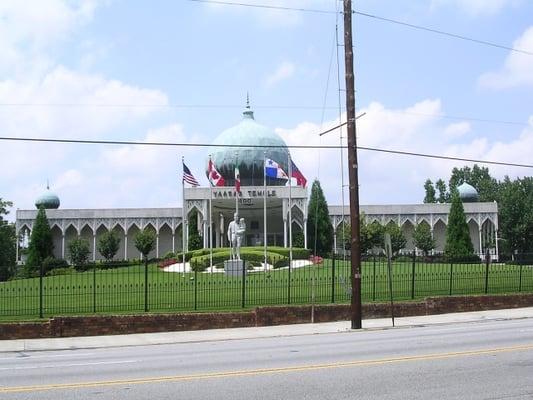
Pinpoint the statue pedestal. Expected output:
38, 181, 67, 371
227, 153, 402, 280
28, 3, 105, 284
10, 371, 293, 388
224, 259, 245, 277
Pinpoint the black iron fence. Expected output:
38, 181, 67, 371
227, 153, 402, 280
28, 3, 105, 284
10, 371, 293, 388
0, 252, 532, 319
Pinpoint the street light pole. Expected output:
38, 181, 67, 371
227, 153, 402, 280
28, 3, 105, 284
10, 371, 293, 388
343, 0, 362, 329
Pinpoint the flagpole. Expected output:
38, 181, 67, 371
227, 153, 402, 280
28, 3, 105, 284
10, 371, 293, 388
235, 151, 239, 217
288, 153, 293, 268
263, 151, 267, 271
181, 156, 187, 269
209, 155, 213, 273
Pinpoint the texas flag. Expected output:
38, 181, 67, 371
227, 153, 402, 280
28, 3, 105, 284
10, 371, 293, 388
207, 159, 225, 187
265, 158, 288, 180
290, 160, 307, 188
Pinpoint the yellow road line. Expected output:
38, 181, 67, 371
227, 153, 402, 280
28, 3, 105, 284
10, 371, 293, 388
2, 343, 532, 394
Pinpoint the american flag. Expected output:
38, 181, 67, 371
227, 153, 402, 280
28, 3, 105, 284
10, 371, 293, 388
183, 163, 200, 187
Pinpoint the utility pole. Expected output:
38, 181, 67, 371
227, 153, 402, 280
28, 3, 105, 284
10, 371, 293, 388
343, 0, 362, 329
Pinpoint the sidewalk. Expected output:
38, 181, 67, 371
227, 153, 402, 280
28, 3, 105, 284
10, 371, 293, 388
1, 307, 533, 353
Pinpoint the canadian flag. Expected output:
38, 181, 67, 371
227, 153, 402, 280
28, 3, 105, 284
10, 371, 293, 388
207, 159, 225, 187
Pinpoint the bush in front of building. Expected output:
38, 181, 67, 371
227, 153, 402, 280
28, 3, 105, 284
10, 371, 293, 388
189, 249, 287, 271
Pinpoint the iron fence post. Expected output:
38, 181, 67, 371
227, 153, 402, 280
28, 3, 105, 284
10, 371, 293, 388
449, 261, 454, 296
144, 258, 148, 312
518, 254, 523, 292
411, 250, 416, 300
241, 260, 246, 308
39, 264, 43, 318
194, 267, 198, 311
331, 256, 336, 303
93, 265, 96, 313
484, 250, 490, 294
287, 257, 291, 305
372, 254, 376, 302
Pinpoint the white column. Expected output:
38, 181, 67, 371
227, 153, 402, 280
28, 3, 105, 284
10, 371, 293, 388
92, 234, 96, 261
124, 235, 128, 260
283, 218, 287, 248
172, 233, 175, 253
215, 217, 220, 248
61, 234, 65, 259
304, 219, 308, 249
156, 234, 160, 258
478, 224, 483, 255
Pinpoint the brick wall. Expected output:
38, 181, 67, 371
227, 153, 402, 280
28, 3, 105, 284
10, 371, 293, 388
1, 293, 532, 340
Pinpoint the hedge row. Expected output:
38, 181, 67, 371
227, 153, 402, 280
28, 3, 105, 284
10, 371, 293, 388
190, 249, 289, 271
172, 246, 310, 263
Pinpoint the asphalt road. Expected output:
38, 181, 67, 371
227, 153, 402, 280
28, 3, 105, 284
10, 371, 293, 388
1, 318, 533, 400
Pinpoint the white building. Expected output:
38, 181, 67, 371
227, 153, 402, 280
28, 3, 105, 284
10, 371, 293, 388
15, 107, 499, 261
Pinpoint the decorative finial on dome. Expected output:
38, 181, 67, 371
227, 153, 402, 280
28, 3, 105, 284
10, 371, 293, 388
243, 92, 254, 120
46, 179, 50, 190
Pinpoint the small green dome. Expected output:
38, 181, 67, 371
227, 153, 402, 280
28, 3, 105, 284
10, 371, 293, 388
457, 182, 478, 202
35, 186, 60, 209
207, 105, 290, 186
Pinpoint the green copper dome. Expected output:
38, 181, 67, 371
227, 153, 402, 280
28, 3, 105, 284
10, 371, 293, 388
35, 186, 60, 209
207, 105, 290, 186
457, 182, 479, 203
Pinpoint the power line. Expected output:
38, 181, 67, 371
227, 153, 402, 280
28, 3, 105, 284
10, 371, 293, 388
185, 0, 533, 56
353, 10, 533, 56
0, 102, 528, 126
0, 134, 531, 169
186, 0, 335, 14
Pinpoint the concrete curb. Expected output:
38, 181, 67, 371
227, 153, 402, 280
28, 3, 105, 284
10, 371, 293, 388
2, 307, 533, 353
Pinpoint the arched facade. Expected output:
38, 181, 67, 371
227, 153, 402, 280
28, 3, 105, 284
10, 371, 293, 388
329, 202, 499, 257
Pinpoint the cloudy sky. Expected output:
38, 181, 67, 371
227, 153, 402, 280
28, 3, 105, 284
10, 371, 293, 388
1, 0, 532, 219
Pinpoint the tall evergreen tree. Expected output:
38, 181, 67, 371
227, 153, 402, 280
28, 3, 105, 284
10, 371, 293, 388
0, 199, 16, 281
307, 180, 334, 256
444, 192, 474, 260
423, 179, 436, 203
26, 207, 54, 273
188, 209, 202, 251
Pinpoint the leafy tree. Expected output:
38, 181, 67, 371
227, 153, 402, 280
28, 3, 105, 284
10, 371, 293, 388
135, 228, 156, 263
385, 222, 406, 255
26, 207, 54, 275
98, 230, 121, 262
68, 238, 90, 268
444, 192, 474, 260
498, 176, 533, 255
413, 223, 435, 256
0, 199, 16, 281
423, 179, 436, 203
188, 209, 203, 251
336, 221, 351, 251
448, 165, 499, 202
436, 179, 448, 203
307, 180, 334, 256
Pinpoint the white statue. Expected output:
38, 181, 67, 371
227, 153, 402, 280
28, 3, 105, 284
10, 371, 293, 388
228, 213, 246, 260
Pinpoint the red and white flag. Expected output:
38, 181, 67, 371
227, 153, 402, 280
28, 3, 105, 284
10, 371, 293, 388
207, 159, 225, 187
235, 166, 241, 193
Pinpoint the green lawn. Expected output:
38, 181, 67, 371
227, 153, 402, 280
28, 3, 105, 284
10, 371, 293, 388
1, 259, 532, 320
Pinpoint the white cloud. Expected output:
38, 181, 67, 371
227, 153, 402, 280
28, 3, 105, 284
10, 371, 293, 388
0, 66, 168, 139
201, 0, 332, 27
479, 26, 533, 89
431, 0, 521, 16
0, 0, 99, 75
277, 99, 532, 205
444, 122, 471, 138
265, 61, 296, 87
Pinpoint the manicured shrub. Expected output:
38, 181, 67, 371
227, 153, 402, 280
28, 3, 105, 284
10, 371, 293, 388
46, 267, 76, 276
